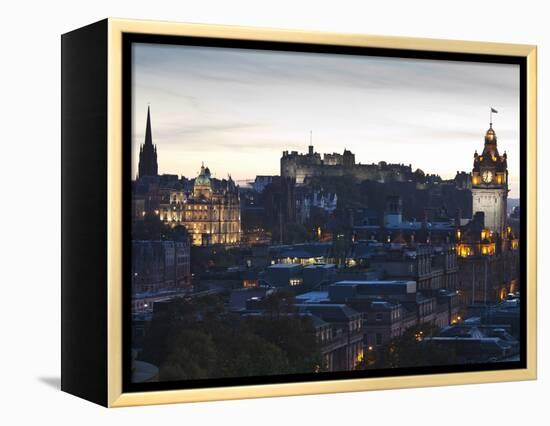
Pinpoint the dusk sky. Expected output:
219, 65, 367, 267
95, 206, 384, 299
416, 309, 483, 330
131, 43, 521, 197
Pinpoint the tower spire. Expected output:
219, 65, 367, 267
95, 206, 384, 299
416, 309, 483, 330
144, 105, 153, 146
138, 105, 158, 178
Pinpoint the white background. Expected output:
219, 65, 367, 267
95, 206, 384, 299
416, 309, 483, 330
0, 0, 546, 424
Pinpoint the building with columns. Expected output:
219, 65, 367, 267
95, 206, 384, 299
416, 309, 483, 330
157, 164, 241, 246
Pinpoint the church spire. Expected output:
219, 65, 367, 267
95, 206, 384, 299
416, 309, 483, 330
138, 105, 158, 178
144, 105, 153, 146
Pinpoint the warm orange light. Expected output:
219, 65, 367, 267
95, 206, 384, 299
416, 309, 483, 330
457, 244, 472, 258
243, 280, 258, 288
500, 288, 507, 301
355, 349, 365, 366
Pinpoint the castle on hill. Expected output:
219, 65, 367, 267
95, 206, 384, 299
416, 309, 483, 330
280, 144, 422, 184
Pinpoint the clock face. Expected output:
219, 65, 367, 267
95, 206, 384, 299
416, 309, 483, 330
482, 170, 493, 183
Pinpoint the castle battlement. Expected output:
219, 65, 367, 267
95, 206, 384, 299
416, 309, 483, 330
281, 145, 413, 184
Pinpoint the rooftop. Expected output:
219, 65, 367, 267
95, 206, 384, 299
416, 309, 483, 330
268, 263, 303, 269
333, 280, 416, 286
295, 291, 330, 304
304, 263, 336, 270
296, 303, 361, 322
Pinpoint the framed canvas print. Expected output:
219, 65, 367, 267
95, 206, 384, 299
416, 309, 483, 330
61, 18, 537, 407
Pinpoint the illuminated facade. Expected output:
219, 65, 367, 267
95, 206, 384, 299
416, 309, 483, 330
456, 212, 497, 259
471, 123, 508, 235
459, 122, 519, 259
158, 165, 241, 246
454, 120, 520, 305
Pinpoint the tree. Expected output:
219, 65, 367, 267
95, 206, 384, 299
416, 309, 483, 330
258, 289, 296, 319
249, 315, 321, 374
159, 330, 217, 381
358, 323, 459, 369
138, 294, 322, 381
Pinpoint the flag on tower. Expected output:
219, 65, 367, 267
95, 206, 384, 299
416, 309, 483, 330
491, 108, 498, 113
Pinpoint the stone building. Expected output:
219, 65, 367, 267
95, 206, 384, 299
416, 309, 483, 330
157, 164, 241, 246
297, 303, 365, 372
281, 144, 414, 185
368, 243, 459, 292
471, 123, 509, 235
456, 122, 520, 305
132, 107, 241, 246
362, 301, 403, 349
131, 239, 191, 295
295, 188, 338, 224
351, 195, 459, 246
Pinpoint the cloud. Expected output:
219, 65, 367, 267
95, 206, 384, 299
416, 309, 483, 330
131, 42, 521, 197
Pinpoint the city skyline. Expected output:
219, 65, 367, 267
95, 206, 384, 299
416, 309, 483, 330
130, 42, 523, 384
132, 43, 521, 197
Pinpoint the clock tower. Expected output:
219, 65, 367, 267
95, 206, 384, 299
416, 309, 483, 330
471, 122, 508, 235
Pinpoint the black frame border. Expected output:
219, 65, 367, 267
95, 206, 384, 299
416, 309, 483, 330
122, 33, 528, 394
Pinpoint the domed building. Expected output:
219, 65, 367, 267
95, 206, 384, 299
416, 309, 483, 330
158, 164, 241, 246
193, 165, 213, 198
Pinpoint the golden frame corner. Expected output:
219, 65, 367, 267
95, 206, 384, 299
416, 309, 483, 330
60, 18, 537, 408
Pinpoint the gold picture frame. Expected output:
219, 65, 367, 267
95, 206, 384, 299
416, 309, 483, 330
61, 18, 537, 407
